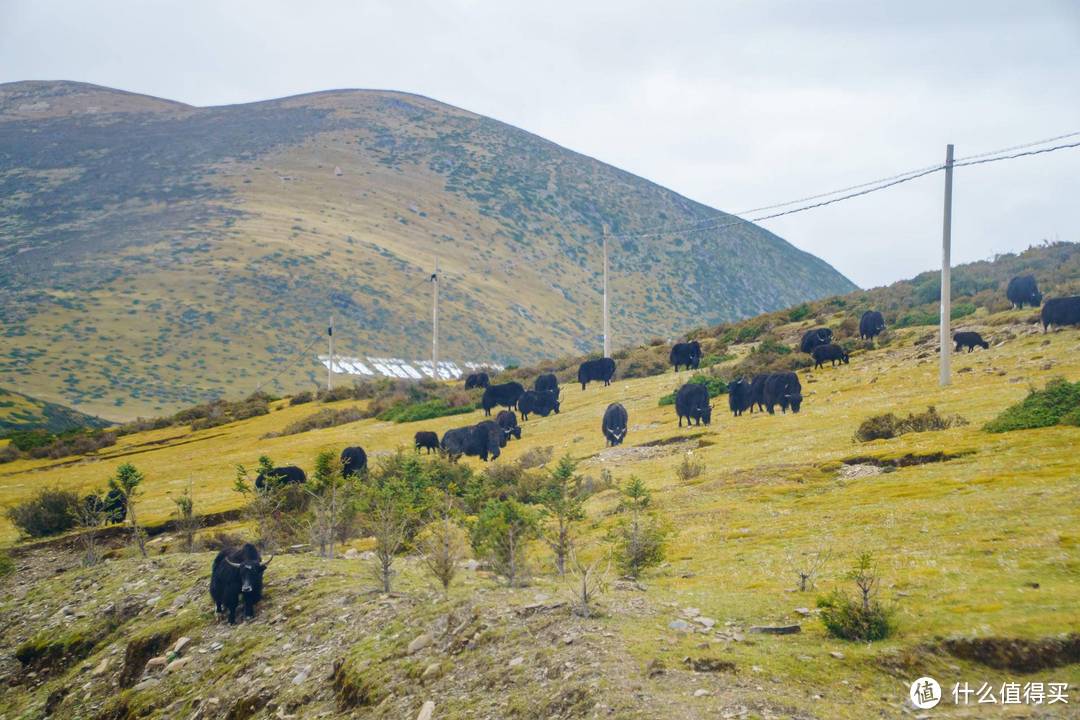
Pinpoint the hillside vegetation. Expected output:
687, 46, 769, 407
0, 80, 855, 420
1, 267, 1078, 717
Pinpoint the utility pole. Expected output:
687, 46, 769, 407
939, 144, 955, 387
327, 315, 334, 391
431, 257, 440, 381
602, 224, 610, 357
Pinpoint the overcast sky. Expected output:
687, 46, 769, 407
2, 0, 1078, 288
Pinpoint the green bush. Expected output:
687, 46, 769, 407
289, 391, 314, 405
854, 406, 968, 442
950, 302, 977, 320
5, 487, 81, 538
377, 399, 477, 423
788, 304, 811, 321
894, 309, 938, 328
984, 378, 1080, 433
817, 591, 894, 641
754, 338, 792, 356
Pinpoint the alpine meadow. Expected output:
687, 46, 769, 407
2, 4, 1080, 719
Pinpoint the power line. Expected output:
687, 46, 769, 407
952, 140, 1080, 168
254, 335, 321, 393
610, 129, 1080, 242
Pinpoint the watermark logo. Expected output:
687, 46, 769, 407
910, 677, 942, 709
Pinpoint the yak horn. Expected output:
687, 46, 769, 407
225, 558, 243, 568
261, 555, 274, 566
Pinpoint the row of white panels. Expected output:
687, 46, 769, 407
317, 355, 504, 381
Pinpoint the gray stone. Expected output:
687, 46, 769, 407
668, 619, 693, 633
508, 656, 524, 667
417, 700, 435, 720
408, 633, 433, 655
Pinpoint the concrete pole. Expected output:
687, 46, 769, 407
602, 225, 610, 357
939, 144, 955, 387
432, 257, 439, 380
327, 315, 334, 391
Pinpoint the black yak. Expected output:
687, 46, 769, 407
859, 311, 886, 340
441, 422, 502, 462
578, 358, 616, 390
481, 382, 525, 415
748, 374, 768, 413
210, 543, 272, 625
1006, 275, 1042, 309
464, 372, 490, 389
496, 410, 522, 441
340, 447, 367, 477
799, 328, 833, 354
811, 343, 850, 368
602, 403, 628, 446
254, 465, 306, 491
727, 378, 752, 416
414, 431, 439, 454
669, 341, 701, 372
517, 389, 560, 420
953, 331, 989, 352
675, 383, 711, 427
763, 372, 803, 414
1041, 296, 1080, 332
533, 373, 560, 397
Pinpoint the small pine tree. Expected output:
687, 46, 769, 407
472, 498, 540, 587
171, 478, 201, 553
359, 480, 409, 593
540, 455, 587, 576
307, 450, 357, 559
416, 489, 468, 598
611, 476, 669, 579
110, 463, 147, 558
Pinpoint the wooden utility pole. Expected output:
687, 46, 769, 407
939, 144, 955, 387
327, 316, 334, 391
432, 257, 439, 380
602, 224, 610, 357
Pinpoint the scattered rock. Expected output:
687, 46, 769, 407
461, 559, 480, 571
172, 636, 191, 654
508, 656, 524, 667
343, 548, 359, 559
144, 656, 168, 673
794, 608, 811, 617
682, 607, 701, 618
408, 633, 433, 655
421, 662, 441, 680
683, 657, 737, 673
292, 665, 311, 685
417, 700, 435, 720
748, 625, 801, 635
644, 658, 666, 678
133, 677, 160, 692
668, 619, 693, 633
693, 688, 711, 697
91, 658, 109, 677
694, 617, 716, 629
166, 657, 191, 673
830, 651, 845, 659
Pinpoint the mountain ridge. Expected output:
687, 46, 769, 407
0, 80, 856, 419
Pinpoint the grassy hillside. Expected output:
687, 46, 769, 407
0, 387, 111, 434
1, 301, 1077, 718
0, 80, 855, 420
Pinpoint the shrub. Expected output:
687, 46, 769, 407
984, 378, 1080, 433
675, 452, 705, 482
0, 552, 13, 578
376, 399, 477, 423
289, 391, 314, 406
817, 553, 894, 641
894, 309, 937, 328
788, 304, 811, 322
950, 302, 977, 320
610, 477, 669, 579
517, 446, 554, 469
817, 591, 894, 641
754, 337, 792, 356
273, 407, 365, 437
699, 352, 734, 368
471, 498, 540, 586
5, 487, 81, 538
854, 406, 968, 442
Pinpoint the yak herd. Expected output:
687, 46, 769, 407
214, 275, 1080, 623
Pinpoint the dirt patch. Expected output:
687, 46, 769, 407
583, 433, 705, 466
837, 463, 883, 479
936, 635, 1080, 673
841, 449, 975, 469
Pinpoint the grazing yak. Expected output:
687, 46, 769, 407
340, 446, 367, 477
496, 410, 522, 442
464, 372, 490, 389
518, 389, 560, 420
727, 378, 752, 416
210, 543, 272, 625
441, 422, 502, 462
669, 341, 701, 372
748, 374, 768, 413
578, 357, 616, 390
953, 331, 989, 352
414, 431, 439, 454
859, 311, 886, 340
602, 403, 629, 446
1006, 275, 1042, 309
1041, 296, 1080, 332
675, 383, 712, 427
254, 465, 306, 491
811, 343, 850, 368
800, 328, 833, 354
481, 382, 525, 415
763, 372, 803, 414
533, 373, 560, 397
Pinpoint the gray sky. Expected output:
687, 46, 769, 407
2, 0, 1078, 288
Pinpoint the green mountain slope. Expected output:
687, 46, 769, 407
0, 80, 855, 419
0, 386, 110, 433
